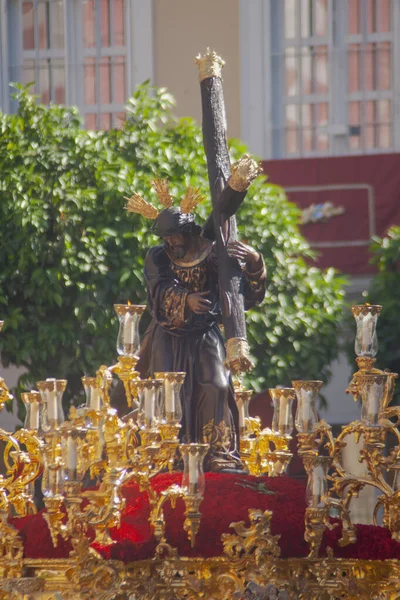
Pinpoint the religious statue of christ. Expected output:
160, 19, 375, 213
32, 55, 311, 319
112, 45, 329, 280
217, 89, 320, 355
114, 49, 266, 472
123, 180, 266, 472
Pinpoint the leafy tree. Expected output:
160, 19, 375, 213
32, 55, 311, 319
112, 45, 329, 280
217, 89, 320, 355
0, 83, 345, 420
348, 227, 400, 403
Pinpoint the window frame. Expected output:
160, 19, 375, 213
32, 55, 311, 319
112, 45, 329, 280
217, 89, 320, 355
0, 0, 154, 127
240, 0, 400, 159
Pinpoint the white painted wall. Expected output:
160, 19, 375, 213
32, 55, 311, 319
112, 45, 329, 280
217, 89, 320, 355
0, 364, 26, 432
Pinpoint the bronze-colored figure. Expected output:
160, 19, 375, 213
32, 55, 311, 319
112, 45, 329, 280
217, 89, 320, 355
114, 50, 267, 471
135, 203, 266, 471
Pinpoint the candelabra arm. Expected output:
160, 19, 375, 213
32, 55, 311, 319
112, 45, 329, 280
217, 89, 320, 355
108, 357, 140, 409
381, 406, 400, 429
95, 365, 113, 407
150, 484, 185, 544
334, 473, 389, 498
0, 508, 23, 578
82, 471, 125, 545
332, 422, 365, 478
183, 493, 204, 548
8, 430, 44, 516
149, 482, 204, 549
325, 495, 357, 547
1, 430, 26, 485
304, 505, 329, 558
0, 429, 43, 517
43, 495, 67, 546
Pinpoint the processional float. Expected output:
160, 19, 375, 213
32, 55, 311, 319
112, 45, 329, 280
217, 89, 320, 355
0, 50, 400, 599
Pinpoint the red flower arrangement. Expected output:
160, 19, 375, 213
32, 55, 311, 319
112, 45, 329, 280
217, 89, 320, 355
9, 473, 400, 562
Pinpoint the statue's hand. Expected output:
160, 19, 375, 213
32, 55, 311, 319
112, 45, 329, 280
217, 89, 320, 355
227, 241, 262, 272
186, 291, 212, 314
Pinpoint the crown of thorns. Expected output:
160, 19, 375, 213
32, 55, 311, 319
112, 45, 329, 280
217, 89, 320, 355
124, 179, 204, 220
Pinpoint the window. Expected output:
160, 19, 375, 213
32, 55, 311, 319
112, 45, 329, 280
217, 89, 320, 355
280, 0, 330, 156
240, 0, 400, 159
81, 0, 128, 129
1, 0, 153, 129
347, 0, 392, 152
22, 0, 66, 104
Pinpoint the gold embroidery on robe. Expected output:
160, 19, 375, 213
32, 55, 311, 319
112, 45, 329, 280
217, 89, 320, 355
202, 419, 232, 453
163, 288, 188, 329
170, 262, 208, 293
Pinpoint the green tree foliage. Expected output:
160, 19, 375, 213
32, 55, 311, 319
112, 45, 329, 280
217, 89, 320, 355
350, 227, 400, 402
0, 84, 345, 418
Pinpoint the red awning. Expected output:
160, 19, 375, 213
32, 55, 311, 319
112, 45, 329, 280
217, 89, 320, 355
263, 154, 400, 275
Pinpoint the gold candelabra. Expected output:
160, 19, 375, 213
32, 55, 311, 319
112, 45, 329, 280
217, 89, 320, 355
0, 303, 399, 598
0, 305, 210, 567
235, 303, 400, 559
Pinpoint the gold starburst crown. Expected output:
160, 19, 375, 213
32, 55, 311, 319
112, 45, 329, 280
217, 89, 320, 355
151, 179, 173, 208
124, 179, 204, 219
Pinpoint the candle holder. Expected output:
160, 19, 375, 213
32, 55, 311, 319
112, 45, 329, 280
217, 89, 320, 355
358, 372, 389, 427
114, 304, 146, 359
157, 372, 185, 438
37, 379, 67, 430
236, 385, 294, 477
82, 376, 103, 413
234, 381, 262, 475
181, 443, 207, 496
136, 379, 163, 449
150, 443, 209, 549
109, 356, 141, 409
292, 380, 322, 435
270, 387, 296, 436
235, 387, 253, 438
181, 443, 209, 546
21, 391, 42, 432
352, 304, 382, 360
304, 455, 331, 509
148, 372, 185, 473
302, 455, 332, 558
80, 376, 107, 479
61, 428, 87, 484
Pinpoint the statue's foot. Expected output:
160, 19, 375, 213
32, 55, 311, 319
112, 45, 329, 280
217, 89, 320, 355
208, 455, 246, 474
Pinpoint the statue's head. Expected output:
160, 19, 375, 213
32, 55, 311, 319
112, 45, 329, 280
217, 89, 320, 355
154, 207, 202, 259
124, 180, 204, 260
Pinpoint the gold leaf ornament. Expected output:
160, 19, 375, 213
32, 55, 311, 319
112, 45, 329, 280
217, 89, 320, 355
152, 178, 173, 208
124, 192, 159, 220
180, 187, 204, 214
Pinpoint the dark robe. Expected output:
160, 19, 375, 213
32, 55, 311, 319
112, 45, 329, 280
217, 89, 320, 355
135, 237, 266, 471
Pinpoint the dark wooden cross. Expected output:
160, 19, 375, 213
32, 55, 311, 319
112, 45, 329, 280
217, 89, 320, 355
195, 49, 260, 374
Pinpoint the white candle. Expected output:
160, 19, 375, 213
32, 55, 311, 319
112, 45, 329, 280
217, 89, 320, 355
145, 387, 155, 423
368, 384, 380, 423
90, 388, 101, 411
30, 401, 39, 430
188, 453, 197, 487
123, 312, 135, 346
302, 397, 311, 429
312, 465, 325, 506
67, 436, 78, 471
46, 379, 57, 421
279, 397, 290, 431
165, 379, 174, 414
238, 401, 246, 428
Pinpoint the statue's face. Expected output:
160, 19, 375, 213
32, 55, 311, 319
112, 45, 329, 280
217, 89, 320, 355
163, 233, 191, 259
